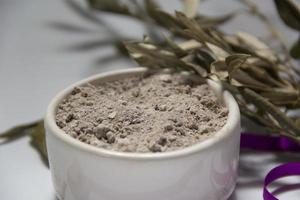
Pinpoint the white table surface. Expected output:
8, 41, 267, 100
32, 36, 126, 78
0, 0, 299, 199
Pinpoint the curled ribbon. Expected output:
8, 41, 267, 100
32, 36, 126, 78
240, 133, 300, 200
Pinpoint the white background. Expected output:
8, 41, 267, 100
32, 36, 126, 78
0, 0, 300, 199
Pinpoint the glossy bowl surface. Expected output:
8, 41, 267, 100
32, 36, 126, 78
45, 68, 241, 200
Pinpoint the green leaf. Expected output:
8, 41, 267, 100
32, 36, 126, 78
274, 0, 300, 31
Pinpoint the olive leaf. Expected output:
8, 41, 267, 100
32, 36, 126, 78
242, 64, 285, 87
242, 88, 300, 138
290, 35, 300, 59
195, 49, 215, 70
144, 0, 167, 31
274, 0, 300, 31
225, 54, 250, 79
230, 69, 270, 91
160, 35, 188, 58
236, 32, 277, 62
88, 0, 135, 17
0, 119, 48, 166
0, 121, 40, 143
239, 105, 280, 132
210, 60, 228, 79
145, 0, 160, 16
149, 9, 183, 33
125, 41, 207, 76
65, 0, 104, 25
30, 121, 48, 167
175, 12, 223, 46
206, 42, 229, 60
195, 13, 236, 27
260, 90, 300, 106
295, 117, 300, 128
182, 0, 199, 18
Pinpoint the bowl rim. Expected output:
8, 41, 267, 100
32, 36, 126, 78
45, 67, 240, 160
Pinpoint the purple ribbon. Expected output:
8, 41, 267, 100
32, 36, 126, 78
241, 133, 300, 152
263, 162, 300, 200
240, 133, 300, 200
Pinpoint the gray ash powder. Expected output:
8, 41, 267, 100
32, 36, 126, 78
55, 72, 228, 153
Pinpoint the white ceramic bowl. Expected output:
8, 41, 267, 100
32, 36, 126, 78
45, 68, 241, 200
